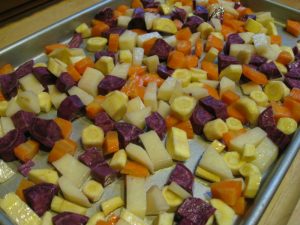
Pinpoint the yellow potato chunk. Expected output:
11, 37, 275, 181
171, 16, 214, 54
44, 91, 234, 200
170, 96, 196, 121
203, 119, 228, 141
81, 125, 104, 149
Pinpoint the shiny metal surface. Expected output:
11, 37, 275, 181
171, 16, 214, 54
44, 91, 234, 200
0, 0, 299, 224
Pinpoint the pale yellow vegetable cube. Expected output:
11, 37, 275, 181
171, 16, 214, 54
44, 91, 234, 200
78, 67, 104, 96
265, 21, 278, 35
0, 160, 15, 183
82, 180, 104, 203
41, 211, 53, 225
238, 32, 254, 44
119, 30, 138, 51
235, 97, 259, 124
203, 118, 228, 141
132, 47, 144, 66
38, 92, 52, 112
95, 56, 114, 75
19, 74, 44, 94
155, 212, 175, 225
162, 186, 183, 211
190, 68, 207, 81
172, 69, 192, 87
68, 86, 94, 105
102, 90, 128, 121
147, 185, 170, 215
241, 82, 262, 95
145, 12, 160, 30
277, 117, 297, 135
183, 83, 208, 100
48, 85, 67, 109
119, 50, 133, 64
47, 57, 67, 77
144, 82, 158, 111
51, 196, 87, 215
226, 117, 243, 131
189, 32, 201, 46
82, 125, 104, 149
126, 96, 145, 113
167, 182, 191, 200
230, 44, 255, 58
223, 152, 245, 175
124, 107, 151, 129
101, 196, 124, 216
211, 18, 222, 32
211, 31, 224, 40
219, 64, 242, 82
110, 149, 127, 170
0, 117, 15, 135
198, 22, 214, 39
236, 49, 253, 64
157, 100, 171, 119
158, 77, 177, 101
49, 47, 72, 65
118, 16, 131, 27
210, 199, 235, 225
29, 169, 59, 184
152, 18, 177, 34
144, 55, 159, 73
195, 167, 221, 183
170, 95, 196, 121
160, 4, 172, 15
17, 91, 41, 114
166, 127, 190, 161
245, 19, 264, 33
6, 98, 21, 117
219, 77, 236, 96
0, 101, 8, 116
209, 140, 226, 153
111, 63, 130, 80
204, 47, 219, 62
34, 62, 47, 67
120, 209, 147, 225
75, 23, 91, 38
164, 35, 177, 47
243, 144, 257, 162
274, 61, 288, 75
86, 37, 107, 52
249, 90, 269, 107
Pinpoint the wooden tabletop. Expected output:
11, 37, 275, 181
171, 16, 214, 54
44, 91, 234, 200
0, 0, 300, 224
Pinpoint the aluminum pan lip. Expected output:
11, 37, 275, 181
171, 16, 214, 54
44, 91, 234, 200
0, 0, 300, 224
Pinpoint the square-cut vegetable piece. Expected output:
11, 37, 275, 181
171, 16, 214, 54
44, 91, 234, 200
78, 147, 104, 168
52, 212, 89, 225
176, 197, 215, 225
91, 162, 117, 187
115, 122, 143, 148
200, 96, 228, 120
57, 95, 84, 121
190, 103, 215, 135
11, 110, 35, 133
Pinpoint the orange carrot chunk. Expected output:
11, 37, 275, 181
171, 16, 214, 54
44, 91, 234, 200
227, 103, 247, 124
174, 120, 194, 139
211, 180, 243, 206
205, 34, 224, 52
242, 64, 268, 85
176, 40, 192, 55
165, 115, 180, 130
221, 90, 240, 105
143, 37, 157, 55
48, 139, 77, 163
54, 117, 73, 138
67, 64, 81, 82
120, 160, 150, 177
167, 51, 186, 69
131, 0, 143, 8
203, 84, 220, 100
185, 55, 199, 69
232, 197, 247, 215
45, 43, 68, 54
290, 88, 300, 102
75, 57, 94, 74
108, 34, 119, 52
86, 96, 106, 119
276, 51, 293, 65
222, 129, 246, 147
176, 27, 192, 41
0, 64, 14, 75
14, 140, 39, 163
270, 35, 282, 45
201, 61, 219, 81
103, 131, 119, 155
195, 39, 203, 57
286, 20, 300, 37
91, 22, 110, 37
283, 96, 300, 122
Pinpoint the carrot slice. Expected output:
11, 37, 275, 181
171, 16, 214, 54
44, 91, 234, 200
203, 84, 220, 100
232, 197, 247, 215
143, 37, 157, 55
54, 118, 73, 138
201, 61, 219, 81
167, 50, 186, 69
86, 96, 106, 119
270, 35, 282, 45
0, 64, 14, 75
195, 39, 203, 57
121, 160, 150, 177
75, 57, 94, 74
67, 64, 81, 82
176, 40, 192, 55
205, 34, 224, 52
14, 140, 39, 162
174, 120, 194, 139
286, 20, 300, 37
283, 96, 300, 122
91, 22, 110, 36
221, 90, 240, 105
142, 73, 164, 87
227, 104, 247, 124
271, 101, 292, 121
165, 115, 180, 130
290, 88, 300, 102
242, 64, 268, 85
48, 139, 77, 163
103, 131, 119, 155
176, 27, 192, 41
276, 51, 293, 65
108, 34, 119, 53
45, 43, 68, 54
131, 0, 143, 8
185, 55, 199, 69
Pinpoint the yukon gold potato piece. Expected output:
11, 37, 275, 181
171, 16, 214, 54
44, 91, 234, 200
82, 180, 103, 203
47, 57, 67, 77
210, 199, 235, 225
198, 22, 214, 39
132, 47, 144, 66
147, 185, 169, 215
17, 91, 41, 114
126, 176, 147, 218
119, 30, 138, 51
51, 196, 87, 215
245, 19, 264, 33
144, 55, 159, 73
170, 96, 196, 121
126, 96, 145, 113
38, 92, 52, 112
124, 107, 151, 129
235, 97, 259, 124
125, 143, 154, 173
144, 82, 158, 112
110, 149, 127, 170
95, 56, 114, 75
118, 16, 131, 27
0, 193, 41, 225
75, 23, 91, 38
145, 12, 160, 30
81, 124, 104, 149
241, 82, 262, 95
48, 85, 67, 109
58, 176, 91, 207
139, 131, 173, 171
209, 140, 226, 153
0, 101, 8, 116
203, 119, 228, 141
68, 86, 94, 105
52, 154, 90, 188
252, 137, 278, 173
78, 67, 104, 96
166, 127, 190, 161
111, 63, 130, 80
226, 117, 243, 131
28, 169, 59, 185
199, 148, 234, 179
229, 127, 267, 153
277, 117, 297, 135
19, 74, 44, 94
152, 18, 177, 34
158, 77, 177, 101
119, 50, 133, 64
101, 196, 124, 216
102, 90, 128, 121
157, 100, 171, 119
219, 77, 236, 96
182, 83, 209, 99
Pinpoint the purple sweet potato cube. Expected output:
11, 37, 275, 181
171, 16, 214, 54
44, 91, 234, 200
11, 110, 36, 133
190, 103, 214, 135
91, 162, 117, 187
145, 112, 167, 139
115, 122, 144, 148
98, 75, 126, 95
14, 60, 34, 79
94, 111, 115, 133
57, 95, 84, 121
200, 96, 228, 120
55, 72, 76, 92
149, 39, 173, 61
167, 163, 194, 193
52, 212, 89, 225
78, 147, 104, 168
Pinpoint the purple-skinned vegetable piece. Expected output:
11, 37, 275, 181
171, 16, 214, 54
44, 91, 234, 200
145, 112, 167, 139
0, 129, 26, 162
264, 126, 292, 151
91, 162, 117, 186
0, 74, 19, 100
218, 54, 239, 71
94, 7, 117, 27
285, 68, 300, 79
258, 107, 276, 130
132, 7, 145, 18
234, 2, 242, 9
14, 60, 34, 79
115, 122, 144, 148
183, 16, 204, 33
293, 44, 300, 60
171, 7, 187, 22
94, 111, 115, 133
190, 103, 214, 135
176, 197, 216, 225
149, 39, 173, 61
178, 218, 197, 225
194, 5, 208, 21
102, 27, 126, 39
98, 75, 126, 95
32, 67, 57, 90
11, 110, 36, 133
24, 183, 58, 216
157, 64, 174, 79
128, 17, 147, 30
56, 72, 76, 92
259, 61, 282, 79
57, 95, 84, 121
141, 0, 160, 8
249, 55, 267, 67
200, 96, 228, 120
68, 33, 83, 48
168, 163, 194, 193
52, 212, 89, 225
18, 160, 35, 177
94, 50, 117, 63
287, 60, 300, 71
240, 14, 256, 21
78, 147, 104, 168
29, 118, 62, 150
284, 77, 300, 89
224, 33, 244, 55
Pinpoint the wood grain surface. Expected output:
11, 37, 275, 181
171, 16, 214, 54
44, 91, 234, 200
0, 0, 300, 224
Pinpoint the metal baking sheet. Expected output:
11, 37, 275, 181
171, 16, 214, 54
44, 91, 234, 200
0, 0, 300, 224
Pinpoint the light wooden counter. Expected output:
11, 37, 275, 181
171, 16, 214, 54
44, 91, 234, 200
0, 0, 299, 224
